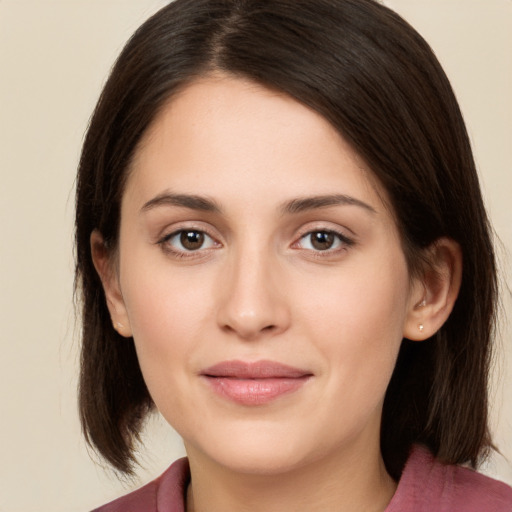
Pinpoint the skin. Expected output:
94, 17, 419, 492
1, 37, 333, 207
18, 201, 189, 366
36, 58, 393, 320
92, 74, 461, 512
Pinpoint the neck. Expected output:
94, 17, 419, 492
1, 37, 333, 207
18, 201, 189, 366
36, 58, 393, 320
185, 437, 396, 512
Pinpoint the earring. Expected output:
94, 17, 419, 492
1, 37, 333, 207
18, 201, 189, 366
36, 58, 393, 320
418, 299, 427, 308
114, 322, 123, 331
418, 323, 424, 332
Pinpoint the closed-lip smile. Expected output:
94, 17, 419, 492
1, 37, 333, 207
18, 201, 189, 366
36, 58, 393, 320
200, 360, 313, 405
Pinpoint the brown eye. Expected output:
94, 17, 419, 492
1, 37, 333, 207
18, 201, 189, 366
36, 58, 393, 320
180, 230, 205, 250
297, 230, 353, 253
310, 231, 335, 250
161, 229, 217, 254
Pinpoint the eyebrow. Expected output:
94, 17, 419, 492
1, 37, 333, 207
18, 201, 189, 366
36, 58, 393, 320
281, 194, 377, 215
140, 192, 376, 216
141, 192, 222, 214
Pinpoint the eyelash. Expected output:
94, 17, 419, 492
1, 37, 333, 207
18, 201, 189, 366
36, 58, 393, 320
293, 229, 355, 256
157, 228, 220, 259
157, 227, 355, 260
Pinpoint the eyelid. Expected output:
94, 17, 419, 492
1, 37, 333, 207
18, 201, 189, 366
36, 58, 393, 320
155, 220, 219, 242
294, 221, 355, 240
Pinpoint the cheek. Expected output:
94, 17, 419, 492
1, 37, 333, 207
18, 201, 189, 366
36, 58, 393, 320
302, 252, 409, 333
298, 253, 410, 393
120, 271, 210, 427
119, 257, 213, 381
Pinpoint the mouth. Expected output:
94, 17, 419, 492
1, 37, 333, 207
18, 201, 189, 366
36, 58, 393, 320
200, 360, 313, 405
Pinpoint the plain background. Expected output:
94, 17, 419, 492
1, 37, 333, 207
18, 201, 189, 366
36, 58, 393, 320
0, 1, 511, 511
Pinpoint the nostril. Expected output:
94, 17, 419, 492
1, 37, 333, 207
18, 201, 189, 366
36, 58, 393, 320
219, 320, 280, 340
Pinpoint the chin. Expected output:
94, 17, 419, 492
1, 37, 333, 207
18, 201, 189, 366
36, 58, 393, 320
210, 448, 309, 476
184, 422, 331, 476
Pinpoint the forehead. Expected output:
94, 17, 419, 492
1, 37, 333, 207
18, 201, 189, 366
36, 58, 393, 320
126, 74, 389, 214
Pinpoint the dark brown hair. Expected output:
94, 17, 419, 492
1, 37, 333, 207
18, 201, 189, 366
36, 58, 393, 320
75, 0, 497, 477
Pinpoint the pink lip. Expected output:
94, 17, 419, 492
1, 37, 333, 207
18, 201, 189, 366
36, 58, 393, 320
200, 360, 312, 405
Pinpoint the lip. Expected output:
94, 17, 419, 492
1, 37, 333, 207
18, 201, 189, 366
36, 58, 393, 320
200, 360, 313, 405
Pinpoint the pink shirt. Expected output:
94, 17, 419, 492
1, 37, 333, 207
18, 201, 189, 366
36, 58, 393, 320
93, 446, 512, 511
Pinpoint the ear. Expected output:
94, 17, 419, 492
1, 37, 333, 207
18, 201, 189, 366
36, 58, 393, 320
403, 238, 462, 341
90, 230, 132, 338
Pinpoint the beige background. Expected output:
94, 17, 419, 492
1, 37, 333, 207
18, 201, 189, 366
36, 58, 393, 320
0, 1, 510, 511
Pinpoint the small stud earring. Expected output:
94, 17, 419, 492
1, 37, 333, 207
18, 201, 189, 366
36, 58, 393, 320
114, 322, 123, 331
418, 323, 424, 332
418, 299, 427, 308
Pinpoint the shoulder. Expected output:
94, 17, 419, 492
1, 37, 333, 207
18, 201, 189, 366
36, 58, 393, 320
387, 445, 512, 512
91, 458, 190, 512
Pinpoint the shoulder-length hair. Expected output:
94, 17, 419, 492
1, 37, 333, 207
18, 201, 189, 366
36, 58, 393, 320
75, 0, 497, 477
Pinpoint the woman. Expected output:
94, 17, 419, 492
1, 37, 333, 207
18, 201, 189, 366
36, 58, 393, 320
75, 0, 512, 510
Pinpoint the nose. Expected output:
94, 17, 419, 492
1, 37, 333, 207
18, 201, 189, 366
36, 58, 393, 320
216, 246, 291, 341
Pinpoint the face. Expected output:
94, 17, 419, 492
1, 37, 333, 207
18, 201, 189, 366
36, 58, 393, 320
105, 75, 423, 475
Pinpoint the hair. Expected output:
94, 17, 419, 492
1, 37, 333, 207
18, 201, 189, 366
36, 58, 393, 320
75, 0, 497, 478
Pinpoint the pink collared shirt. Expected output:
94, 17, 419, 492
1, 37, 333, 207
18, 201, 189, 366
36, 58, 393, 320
93, 446, 512, 511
